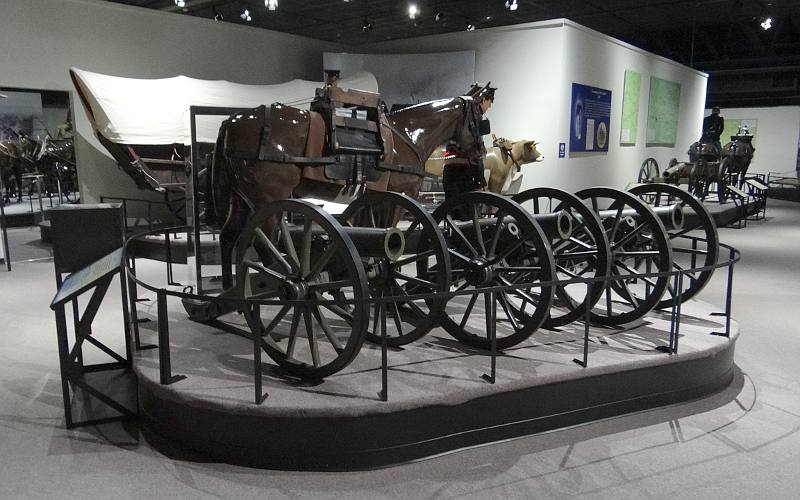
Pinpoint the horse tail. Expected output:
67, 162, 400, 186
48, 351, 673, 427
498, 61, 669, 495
207, 119, 233, 229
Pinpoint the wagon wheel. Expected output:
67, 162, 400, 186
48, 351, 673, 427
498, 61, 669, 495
340, 191, 450, 347
513, 187, 611, 328
575, 187, 673, 325
236, 200, 369, 379
717, 157, 731, 203
433, 191, 555, 350
638, 158, 660, 183
629, 183, 719, 308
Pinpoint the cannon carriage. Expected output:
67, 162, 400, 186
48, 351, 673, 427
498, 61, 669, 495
74, 69, 722, 383
637, 127, 756, 203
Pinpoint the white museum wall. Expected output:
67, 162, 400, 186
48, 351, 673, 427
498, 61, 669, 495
0, 0, 342, 209
706, 105, 800, 176
367, 19, 708, 193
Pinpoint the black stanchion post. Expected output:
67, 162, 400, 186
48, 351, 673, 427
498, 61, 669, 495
53, 303, 74, 428
574, 282, 592, 367
673, 271, 684, 353
156, 289, 185, 385
712, 246, 735, 337
482, 291, 497, 384
379, 293, 388, 401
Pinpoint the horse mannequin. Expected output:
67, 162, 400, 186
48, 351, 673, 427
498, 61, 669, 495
425, 137, 542, 195
213, 82, 494, 288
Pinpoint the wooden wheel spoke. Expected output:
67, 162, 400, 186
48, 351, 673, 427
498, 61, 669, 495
308, 280, 353, 294
472, 205, 487, 256
285, 307, 301, 360
390, 302, 405, 338
617, 279, 641, 307
611, 222, 648, 250
392, 248, 436, 267
302, 307, 320, 368
488, 211, 506, 257
254, 227, 295, 274
321, 303, 354, 324
613, 260, 660, 288
394, 272, 437, 290
301, 219, 312, 276
444, 216, 479, 257
279, 218, 301, 271
498, 292, 523, 330
554, 249, 598, 261
262, 305, 292, 336
311, 303, 344, 353
306, 245, 336, 281
487, 238, 524, 265
615, 250, 661, 257
497, 276, 541, 306
243, 259, 286, 282
556, 264, 581, 279
495, 266, 543, 273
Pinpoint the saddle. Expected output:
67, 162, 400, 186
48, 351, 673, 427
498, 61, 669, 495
223, 85, 397, 189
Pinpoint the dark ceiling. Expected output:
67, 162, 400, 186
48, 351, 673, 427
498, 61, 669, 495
107, 0, 800, 107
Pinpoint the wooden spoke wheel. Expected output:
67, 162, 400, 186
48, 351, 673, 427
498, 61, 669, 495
513, 187, 611, 328
638, 158, 660, 183
236, 200, 369, 379
575, 187, 673, 325
165, 190, 187, 223
433, 191, 555, 350
629, 183, 719, 309
340, 191, 450, 347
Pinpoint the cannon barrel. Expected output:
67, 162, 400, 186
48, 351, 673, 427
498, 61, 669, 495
596, 203, 683, 230
289, 225, 405, 261
447, 210, 572, 241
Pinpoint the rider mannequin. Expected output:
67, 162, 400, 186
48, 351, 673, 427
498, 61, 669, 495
442, 85, 496, 203
702, 106, 724, 154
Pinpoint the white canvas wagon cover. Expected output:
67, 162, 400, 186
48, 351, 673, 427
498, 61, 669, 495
70, 67, 379, 145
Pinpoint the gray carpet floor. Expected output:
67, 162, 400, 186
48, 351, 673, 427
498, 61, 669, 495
0, 199, 798, 499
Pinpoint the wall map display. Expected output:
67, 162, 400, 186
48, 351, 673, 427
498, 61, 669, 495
620, 70, 641, 145
646, 77, 681, 146
569, 83, 612, 154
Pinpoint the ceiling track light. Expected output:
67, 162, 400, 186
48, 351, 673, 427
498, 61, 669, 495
466, 22, 475, 31
434, 9, 444, 22
265, 0, 278, 11
505, 0, 518, 11
240, 8, 252, 21
408, 3, 418, 19
174, 0, 185, 7
760, 16, 773, 30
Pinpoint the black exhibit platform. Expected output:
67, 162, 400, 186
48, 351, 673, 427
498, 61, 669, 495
134, 295, 738, 471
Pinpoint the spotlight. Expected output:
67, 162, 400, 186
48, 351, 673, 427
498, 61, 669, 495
362, 17, 373, 33
265, 0, 278, 11
505, 0, 518, 11
466, 22, 475, 31
408, 4, 418, 19
212, 6, 223, 21
760, 16, 773, 30
240, 8, 252, 21
174, 0, 185, 7
434, 9, 444, 22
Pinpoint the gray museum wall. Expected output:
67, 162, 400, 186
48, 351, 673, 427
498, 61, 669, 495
705, 105, 800, 176
366, 19, 708, 193
0, 0, 344, 211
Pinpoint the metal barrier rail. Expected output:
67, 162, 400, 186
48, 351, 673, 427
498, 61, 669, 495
123, 225, 740, 403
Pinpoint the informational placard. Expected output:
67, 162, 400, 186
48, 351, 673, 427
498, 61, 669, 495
646, 77, 681, 146
620, 70, 641, 145
722, 118, 758, 146
569, 83, 612, 153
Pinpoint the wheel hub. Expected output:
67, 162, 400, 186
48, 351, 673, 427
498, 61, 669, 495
465, 258, 494, 286
280, 279, 308, 300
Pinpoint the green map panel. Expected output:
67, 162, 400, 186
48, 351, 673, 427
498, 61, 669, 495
646, 77, 681, 146
620, 70, 641, 145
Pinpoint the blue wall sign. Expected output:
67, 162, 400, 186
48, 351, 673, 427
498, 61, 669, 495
558, 143, 566, 158
569, 83, 612, 153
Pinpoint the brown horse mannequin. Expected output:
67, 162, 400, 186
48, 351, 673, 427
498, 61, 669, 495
215, 84, 492, 289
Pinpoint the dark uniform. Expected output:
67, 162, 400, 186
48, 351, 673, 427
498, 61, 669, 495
702, 109, 724, 154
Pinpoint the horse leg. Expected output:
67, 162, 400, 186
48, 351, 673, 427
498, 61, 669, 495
220, 192, 249, 289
